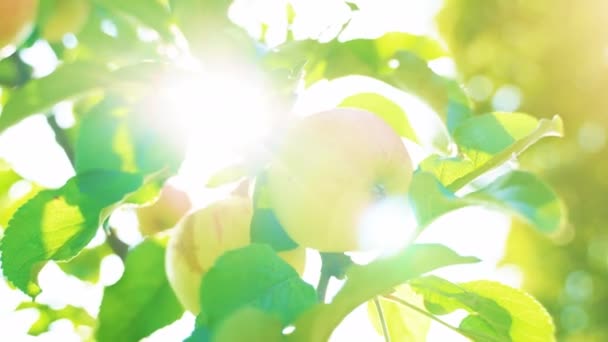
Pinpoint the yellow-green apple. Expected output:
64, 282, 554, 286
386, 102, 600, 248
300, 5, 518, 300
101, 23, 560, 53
41, 0, 91, 42
0, 0, 38, 50
136, 185, 191, 236
165, 195, 306, 314
267, 108, 413, 252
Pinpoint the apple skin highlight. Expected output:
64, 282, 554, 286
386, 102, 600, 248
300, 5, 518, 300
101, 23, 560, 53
267, 108, 413, 252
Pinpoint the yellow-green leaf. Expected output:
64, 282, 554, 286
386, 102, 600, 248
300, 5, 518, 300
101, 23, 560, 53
367, 285, 430, 341
462, 280, 556, 342
339, 92, 418, 142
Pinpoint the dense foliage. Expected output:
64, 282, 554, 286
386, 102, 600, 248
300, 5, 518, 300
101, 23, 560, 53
0, 1, 580, 341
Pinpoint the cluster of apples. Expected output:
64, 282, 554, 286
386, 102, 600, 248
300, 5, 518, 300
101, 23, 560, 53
0, 0, 90, 51
2, 0, 415, 319
164, 108, 414, 313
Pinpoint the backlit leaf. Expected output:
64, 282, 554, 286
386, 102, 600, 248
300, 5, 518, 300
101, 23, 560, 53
367, 285, 430, 341
287, 244, 478, 341
200, 244, 317, 327
0, 170, 144, 295
97, 239, 184, 342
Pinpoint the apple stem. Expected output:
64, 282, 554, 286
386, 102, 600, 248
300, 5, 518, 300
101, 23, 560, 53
317, 252, 353, 302
47, 113, 75, 164
317, 270, 331, 302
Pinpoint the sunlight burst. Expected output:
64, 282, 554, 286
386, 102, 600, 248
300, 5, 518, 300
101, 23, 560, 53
153, 60, 275, 198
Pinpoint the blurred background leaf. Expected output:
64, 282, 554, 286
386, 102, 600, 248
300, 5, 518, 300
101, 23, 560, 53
438, 0, 608, 339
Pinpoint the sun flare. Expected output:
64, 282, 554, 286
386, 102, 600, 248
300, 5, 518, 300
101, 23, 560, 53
151, 59, 276, 196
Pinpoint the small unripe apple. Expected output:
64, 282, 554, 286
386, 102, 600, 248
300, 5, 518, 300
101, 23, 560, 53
41, 0, 91, 43
165, 196, 306, 314
267, 108, 413, 252
136, 185, 191, 236
0, 0, 38, 50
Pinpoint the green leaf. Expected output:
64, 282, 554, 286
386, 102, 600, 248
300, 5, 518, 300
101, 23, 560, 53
0, 53, 33, 87
267, 36, 469, 134
0, 164, 21, 222
268, 33, 447, 82
344, 1, 359, 11
0, 62, 168, 134
0, 62, 110, 133
97, 239, 184, 342
75, 100, 132, 173
0, 165, 21, 227
410, 276, 512, 341
338, 92, 418, 142
409, 170, 565, 233
411, 277, 556, 342
57, 244, 113, 283
0, 182, 41, 228
250, 172, 298, 251
122, 181, 163, 206
75, 96, 187, 176
250, 210, 298, 252
391, 51, 472, 133
287, 244, 478, 341
69, 9, 159, 64
449, 114, 563, 190
200, 244, 317, 327
419, 155, 475, 186
184, 325, 211, 342
16, 302, 95, 336
0, 170, 144, 296
170, 0, 253, 60
0, 162, 21, 194
419, 114, 563, 195
454, 112, 540, 164
462, 281, 556, 342
408, 171, 465, 228
320, 253, 353, 280
467, 171, 564, 233
460, 315, 505, 342
127, 98, 188, 176
92, 0, 173, 39
367, 285, 430, 341
212, 308, 284, 342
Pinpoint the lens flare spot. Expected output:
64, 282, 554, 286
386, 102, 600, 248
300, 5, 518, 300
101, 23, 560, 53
358, 196, 416, 255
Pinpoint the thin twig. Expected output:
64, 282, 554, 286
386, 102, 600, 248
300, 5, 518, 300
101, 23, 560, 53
373, 297, 391, 342
382, 294, 474, 340
46, 114, 75, 165
103, 219, 129, 261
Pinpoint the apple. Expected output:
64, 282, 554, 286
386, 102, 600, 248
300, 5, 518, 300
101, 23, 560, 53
136, 185, 191, 236
165, 195, 306, 314
267, 108, 413, 252
41, 0, 91, 43
0, 0, 38, 50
